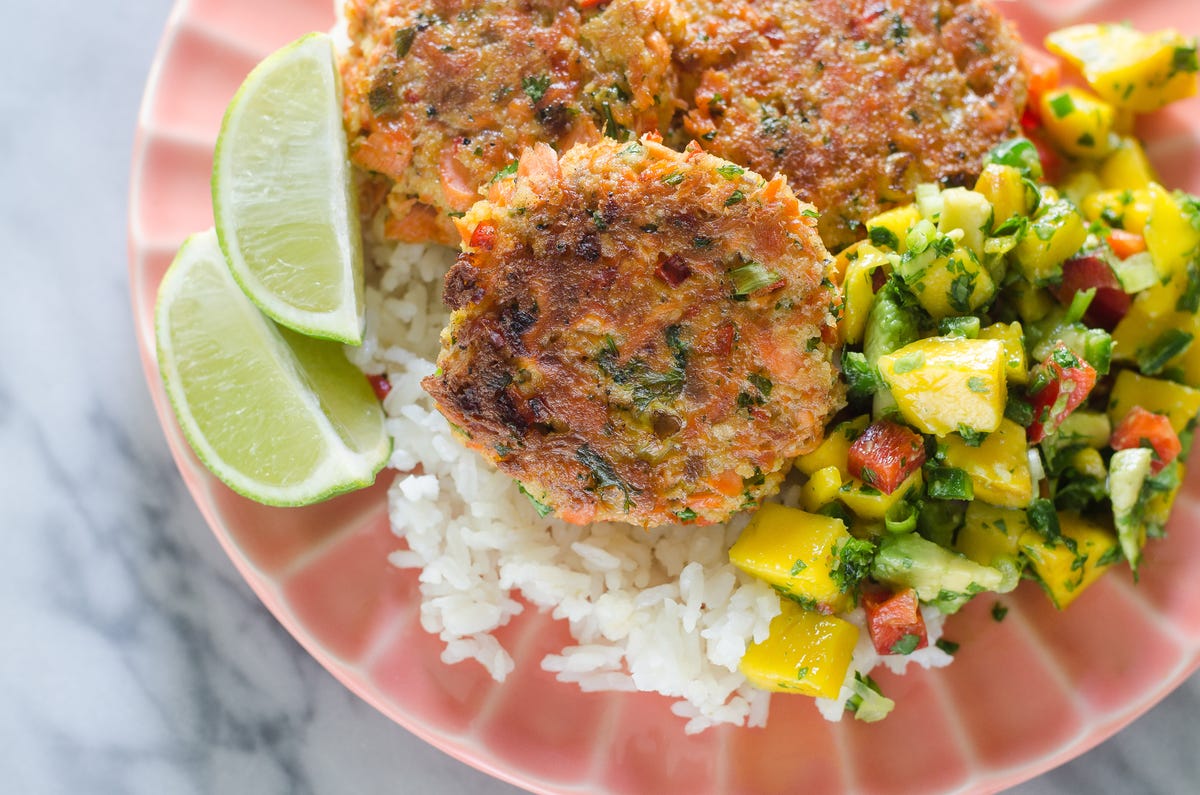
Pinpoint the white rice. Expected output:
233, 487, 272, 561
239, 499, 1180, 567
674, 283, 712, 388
347, 228, 953, 732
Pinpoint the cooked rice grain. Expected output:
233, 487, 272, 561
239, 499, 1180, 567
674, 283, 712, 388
350, 234, 951, 732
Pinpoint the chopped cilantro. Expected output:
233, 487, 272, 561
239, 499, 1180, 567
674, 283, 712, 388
725, 189, 745, 207
935, 638, 960, 655
576, 445, 635, 510
517, 483, 553, 517
890, 633, 920, 655
869, 225, 900, 250
830, 537, 877, 594
991, 602, 1008, 622
716, 163, 746, 180
748, 372, 773, 399
1138, 329, 1194, 375
490, 162, 518, 183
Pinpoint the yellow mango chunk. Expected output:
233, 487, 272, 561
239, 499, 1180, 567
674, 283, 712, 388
1047, 24, 1200, 113
1110, 271, 1200, 385
978, 322, 1028, 384
1100, 138, 1158, 190
904, 245, 995, 320
956, 502, 1028, 565
840, 244, 889, 346
729, 503, 851, 612
1146, 461, 1185, 529
801, 466, 843, 513
1108, 370, 1200, 433
1080, 188, 1153, 233
1019, 513, 1120, 609
739, 598, 859, 697
975, 164, 1031, 227
1014, 199, 1088, 283
878, 337, 1008, 436
838, 469, 923, 520
942, 419, 1033, 509
1071, 447, 1108, 482
1039, 87, 1116, 158
1145, 183, 1200, 280
866, 204, 920, 253
796, 415, 869, 476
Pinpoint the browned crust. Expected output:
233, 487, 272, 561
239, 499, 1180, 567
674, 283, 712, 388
422, 138, 845, 526
675, 0, 1028, 249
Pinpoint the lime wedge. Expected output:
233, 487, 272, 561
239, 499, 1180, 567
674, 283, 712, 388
212, 32, 364, 344
156, 230, 390, 506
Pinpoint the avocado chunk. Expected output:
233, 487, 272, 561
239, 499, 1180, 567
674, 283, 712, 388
1109, 447, 1154, 571
871, 532, 1007, 614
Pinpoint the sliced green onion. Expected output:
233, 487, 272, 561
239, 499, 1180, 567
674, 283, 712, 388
986, 137, 1044, 180
1137, 329, 1195, 375
1063, 287, 1096, 325
926, 466, 974, 500
938, 316, 981, 338
729, 261, 780, 296
885, 500, 918, 534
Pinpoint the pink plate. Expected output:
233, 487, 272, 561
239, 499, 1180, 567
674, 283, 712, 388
129, 1, 1200, 792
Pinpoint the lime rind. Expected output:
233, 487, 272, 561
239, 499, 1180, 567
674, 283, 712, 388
212, 32, 364, 345
156, 230, 389, 506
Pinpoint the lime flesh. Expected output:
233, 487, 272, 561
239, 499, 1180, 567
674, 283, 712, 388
156, 230, 389, 506
212, 32, 364, 344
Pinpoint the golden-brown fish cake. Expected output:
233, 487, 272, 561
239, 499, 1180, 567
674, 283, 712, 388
675, 0, 1027, 249
422, 136, 844, 526
341, 0, 685, 244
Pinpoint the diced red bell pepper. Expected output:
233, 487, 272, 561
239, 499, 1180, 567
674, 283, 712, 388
1106, 229, 1147, 260
656, 253, 692, 287
863, 587, 929, 656
1027, 343, 1098, 443
1048, 254, 1132, 330
1110, 406, 1182, 473
469, 220, 497, 251
1019, 111, 1065, 184
848, 420, 926, 494
367, 374, 392, 402
1022, 46, 1062, 107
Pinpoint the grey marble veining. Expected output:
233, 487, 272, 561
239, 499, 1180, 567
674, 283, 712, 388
0, 1, 1196, 793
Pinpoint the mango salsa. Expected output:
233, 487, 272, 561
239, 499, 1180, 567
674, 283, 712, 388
1020, 513, 1121, 609
975, 164, 1031, 227
838, 469, 923, 520
796, 415, 869, 476
739, 599, 859, 697
866, 204, 921, 253
800, 466, 843, 513
1107, 370, 1200, 433
1014, 199, 1088, 283
1039, 87, 1116, 158
942, 419, 1033, 509
978, 322, 1029, 384
840, 245, 890, 346
1145, 183, 1200, 279
1099, 138, 1158, 190
878, 337, 1008, 436
1046, 24, 1200, 112
729, 503, 852, 611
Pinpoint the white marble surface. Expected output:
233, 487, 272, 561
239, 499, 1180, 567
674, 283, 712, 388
2, 1, 1197, 793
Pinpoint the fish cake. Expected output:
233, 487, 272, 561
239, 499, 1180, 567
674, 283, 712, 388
341, 0, 685, 244
422, 136, 844, 526
675, 0, 1027, 249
